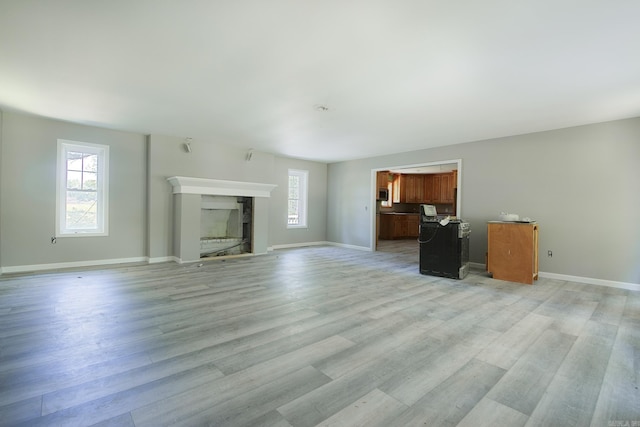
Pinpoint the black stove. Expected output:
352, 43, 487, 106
419, 218, 470, 279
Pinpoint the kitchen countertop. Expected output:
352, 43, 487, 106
379, 212, 420, 215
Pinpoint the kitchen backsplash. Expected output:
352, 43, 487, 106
380, 202, 455, 215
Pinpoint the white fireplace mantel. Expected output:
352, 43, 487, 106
167, 176, 277, 197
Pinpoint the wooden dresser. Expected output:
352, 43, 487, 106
487, 221, 539, 284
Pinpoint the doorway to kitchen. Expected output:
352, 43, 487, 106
371, 159, 462, 251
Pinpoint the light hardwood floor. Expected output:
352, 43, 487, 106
1, 240, 638, 426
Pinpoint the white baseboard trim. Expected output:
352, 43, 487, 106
148, 256, 177, 264
328, 242, 372, 252
468, 261, 639, 291
538, 271, 640, 292
469, 262, 486, 270
270, 241, 331, 251
1, 257, 149, 275
270, 241, 372, 252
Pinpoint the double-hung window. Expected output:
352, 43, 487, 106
56, 139, 109, 236
287, 169, 308, 228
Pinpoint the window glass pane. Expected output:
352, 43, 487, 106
288, 176, 299, 199
288, 200, 299, 225
66, 190, 97, 229
83, 171, 97, 190
67, 152, 84, 171
67, 171, 82, 190
83, 154, 98, 172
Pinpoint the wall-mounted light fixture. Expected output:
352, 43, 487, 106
183, 137, 193, 153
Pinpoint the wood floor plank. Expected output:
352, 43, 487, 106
456, 397, 529, 427
169, 366, 331, 427
486, 328, 576, 415
0, 395, 42, 426
475, 312, 554, 370
387, 358, 506, 427
379, 332, 497, 406
0, 241, 636, 426
314, 388, 407, 427
130, 335, 354, 426
590, 320, 640, 425
525, 320, 618, 426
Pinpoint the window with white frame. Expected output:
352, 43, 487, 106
287, 169, 308, 228
56, 139, 109, 236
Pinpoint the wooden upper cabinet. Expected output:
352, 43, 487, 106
439, 173, 454, 203
394, 172, 456, 204
396, 174, 426, 203
376, 171, 389, 189
423, 172, 455, 203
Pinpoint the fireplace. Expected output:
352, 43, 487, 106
168, 176, 277, 263
200, 195, 252, 257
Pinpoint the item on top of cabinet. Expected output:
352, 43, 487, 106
499, 212, 519, 222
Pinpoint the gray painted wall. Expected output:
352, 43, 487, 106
0, 112, 146, 268
146, 134, 327, 261
268, 156, 328, 247
0, 110, 3, 269
327, 117, 640, 284
0, 112, 328, 270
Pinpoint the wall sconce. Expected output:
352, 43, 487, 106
183, 137, 193, 153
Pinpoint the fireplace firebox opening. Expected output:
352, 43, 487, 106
200, 196, 253, 257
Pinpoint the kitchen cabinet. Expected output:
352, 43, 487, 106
487, 222, 539, 285
406, 214, 420, 237
393, 172, 456, 204
379, 214, 420, 239
439, 173, 454, 203
425, 173, 455, 203
401, 175, 425, 203
377, 171, 390, 190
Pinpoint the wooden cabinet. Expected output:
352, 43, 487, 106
439, 173, 454, 203
425, 173, 455, 203
391, 172, 456, 204
487, 222, 539, 285
376, 171, 390, 190
399, 174, 424, 203
407, 215, 420, 237
379, 214, 420, 239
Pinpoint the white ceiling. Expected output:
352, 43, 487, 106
1, 1, 639, 163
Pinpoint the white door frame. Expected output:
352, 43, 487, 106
370, 158, 462, 251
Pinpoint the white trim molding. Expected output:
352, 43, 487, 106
469, 262, 639, 291
167, 176, 277, 197
538, 272, 640, 292
0, 257, 148, 275
270, 241, 371, 252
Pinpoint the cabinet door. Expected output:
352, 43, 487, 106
422, 175, 434, 202
376, 171, 387, 190
408, 175, 424, 203
379, 215, 392, 239
440, 173, 453, 203
431, 175, 442, 202
407, 215, 420, 237
393, 216, 407, 237
398, 175, 407, 203
488, 223, 537, 284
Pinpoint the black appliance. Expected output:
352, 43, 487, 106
419, 210, 470, 279
377, 188, 389, 201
